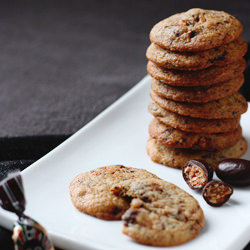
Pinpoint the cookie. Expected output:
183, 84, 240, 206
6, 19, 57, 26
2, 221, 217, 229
149, 118, 242, 151
148, 101, 241, 133
150, 90, 248, 119
111, 178, 204, 246
69, 165, 159, 220
147, 58, 246, 86
149, 8, 243, 52
146, 37, 248, 70
151, 74, 244, 103
146, 137, 247, 169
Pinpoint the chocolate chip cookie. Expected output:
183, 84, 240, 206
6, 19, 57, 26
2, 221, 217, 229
149, 8, 243, 52
146, 37, 247, 70
150, 90, 248, 119
111, 178, 204, 246
149, 118, 242, 151
147, 58, 246, 86
148, 101, 241, 133
69, 165, 159, 220
146, 137, 247, 169
151, 75, 244, 103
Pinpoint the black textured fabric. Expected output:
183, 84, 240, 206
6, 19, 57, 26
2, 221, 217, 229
0, 1, 250, 249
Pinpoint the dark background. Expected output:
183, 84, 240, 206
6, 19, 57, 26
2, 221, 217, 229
0, 1, 249, 249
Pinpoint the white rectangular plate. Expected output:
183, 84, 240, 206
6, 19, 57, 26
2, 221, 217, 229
0, 75, 250, 250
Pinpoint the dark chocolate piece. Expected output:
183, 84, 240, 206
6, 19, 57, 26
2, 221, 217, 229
122, 209, 139, 226
202, 180, 233, 207
182, 160, 213, 190
216, 158, 250, 186
0, 171, 55, 250
0, 172, 25, 215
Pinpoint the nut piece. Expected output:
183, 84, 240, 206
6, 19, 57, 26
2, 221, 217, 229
182, 160, 213, 190
216, 158, 250, 186
202, 180, 233, 207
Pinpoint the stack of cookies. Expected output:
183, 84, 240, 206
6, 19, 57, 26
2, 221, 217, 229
146, 8, 248, 169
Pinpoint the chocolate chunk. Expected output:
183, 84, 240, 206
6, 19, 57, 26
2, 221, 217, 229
122, 209, 138, 225
202, 180, 233, 207
209, 51, 228, 63
112, 206, 122, 215
182, 160, 213, 190
188, 30, 197, 38
216, 159, 250, 186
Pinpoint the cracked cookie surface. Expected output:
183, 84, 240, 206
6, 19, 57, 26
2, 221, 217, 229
111, 178, 204, 246
149, 8, 243, 52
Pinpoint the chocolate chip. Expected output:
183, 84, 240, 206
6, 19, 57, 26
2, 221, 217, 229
141, 195, 150, 202
174, 31, 180, 37
194, 16, 200, 22
124, 195, 133, 203
126, 170, 135, 173
112, 206, 122, 215
122, 209, 138, 225
209, 51, 228, 63
188, 30, 197, 38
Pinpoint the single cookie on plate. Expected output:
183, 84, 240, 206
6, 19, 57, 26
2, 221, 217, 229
111, 178, 204, 246
69, 165, 159, 220
149, 8, 243, 52
149, 118, 242, 151
148, 101, 241, 133
146, 137, 247, 169
151, 75, 244, 103
146, 37, 247, 70
147, 58, 246, 86
150, 90, 248, 119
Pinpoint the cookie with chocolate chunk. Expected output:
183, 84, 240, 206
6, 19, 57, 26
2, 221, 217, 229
151, 75, 244, 103
150, 90, 248, 119
149, 8, 243, 52
149, 118, 242, 151
111, 178, 204, 246
147, 58, 246, 86
148, 101, 241, 133
146, 137, 247, 169
146, 37, 247, 70
69, 165, 159, 220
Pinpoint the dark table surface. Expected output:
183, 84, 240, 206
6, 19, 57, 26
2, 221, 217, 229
0, 1, 250, 249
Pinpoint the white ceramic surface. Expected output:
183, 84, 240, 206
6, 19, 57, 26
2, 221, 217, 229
0, 75, 250, 250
